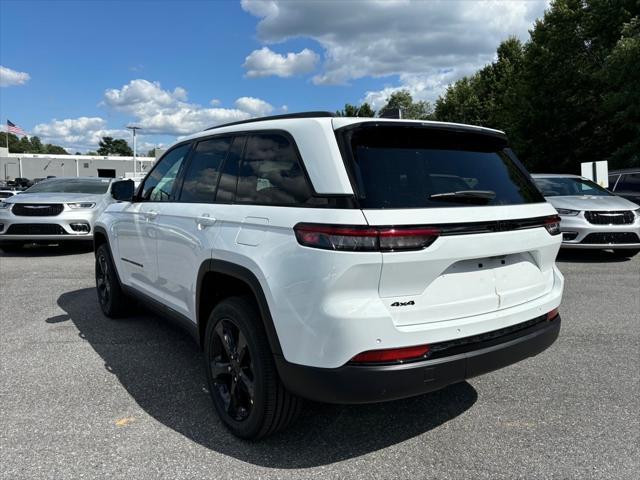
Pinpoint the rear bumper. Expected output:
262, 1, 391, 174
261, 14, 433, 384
276, 315, 560, 404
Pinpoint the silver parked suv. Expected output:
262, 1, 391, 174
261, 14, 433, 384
0, 177, 116, 251
532, 174, 640, 257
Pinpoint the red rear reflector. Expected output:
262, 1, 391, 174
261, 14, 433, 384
351, 344, 430, 364
294, 223, 440, 252
544, 215, 561, 236
546, 307, 560, 321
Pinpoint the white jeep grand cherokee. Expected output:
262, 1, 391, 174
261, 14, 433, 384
94, 112, 564, 439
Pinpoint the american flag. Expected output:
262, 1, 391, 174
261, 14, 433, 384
7, 120, 26, 136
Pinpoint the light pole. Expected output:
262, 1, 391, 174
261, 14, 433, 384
127, 126, 142, 177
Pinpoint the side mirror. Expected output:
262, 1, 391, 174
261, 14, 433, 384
111, 179, 135, 202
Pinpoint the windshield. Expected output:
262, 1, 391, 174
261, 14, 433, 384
24, 178, 111, 194
534, 177, 611, 197
338, 125, 544, 209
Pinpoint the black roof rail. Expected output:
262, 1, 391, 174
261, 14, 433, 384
204, 111, 336, 131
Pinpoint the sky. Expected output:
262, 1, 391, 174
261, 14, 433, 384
0, 0, 550, 153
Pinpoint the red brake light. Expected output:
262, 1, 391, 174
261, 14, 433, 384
294, 223, 440, 252
544, 215, 561, 236
351, 344, 431, 364
546, 307, 560, 321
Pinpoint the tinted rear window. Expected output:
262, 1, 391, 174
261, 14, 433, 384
339, 126, 543, 209
534, 177, 612, 197
24, 179, 110, 194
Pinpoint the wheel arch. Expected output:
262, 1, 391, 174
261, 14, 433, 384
196, 259, 283, 357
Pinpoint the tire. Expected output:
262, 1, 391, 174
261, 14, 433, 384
95, 243, 131, 318
204, 296, 301, 439
612, 248, 640, 258
0, 243, 24, 252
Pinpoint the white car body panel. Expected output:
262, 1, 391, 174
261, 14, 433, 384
96, 117, 564, 369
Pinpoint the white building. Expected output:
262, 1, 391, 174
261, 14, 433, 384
0, 148, 158, 181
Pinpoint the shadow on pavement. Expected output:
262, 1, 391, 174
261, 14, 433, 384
51, 287, 478, 468
0, 242, 94, 257
556, 249, 636, 263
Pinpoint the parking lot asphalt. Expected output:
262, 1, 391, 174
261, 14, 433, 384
1, 245, 638, 480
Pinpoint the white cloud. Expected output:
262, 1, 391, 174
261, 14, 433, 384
102, 79, 274, 135
243, 47, 319, 78
242, 0, 549, 93
234, 96, 274, 116
32, 117, 129, 151
0, 65, 30, 87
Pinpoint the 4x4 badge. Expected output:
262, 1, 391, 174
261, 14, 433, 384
391, 300, 415, 307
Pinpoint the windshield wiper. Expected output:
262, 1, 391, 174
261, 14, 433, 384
429, 190, 496, 204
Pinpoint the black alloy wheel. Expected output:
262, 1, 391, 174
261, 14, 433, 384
209, 318, 256, 421
94, 244, 130, 318
204, 296, 301, 439
96, 251, 112, 308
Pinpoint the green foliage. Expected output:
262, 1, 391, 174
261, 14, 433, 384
434, 0, 640, 171
379, 90, 433, 120
0, 132, 68, 154
97, 137, 134, 156
45, 144, 68, 154
336, 102, 376, 117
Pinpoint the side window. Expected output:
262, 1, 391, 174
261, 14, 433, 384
140, 144, 190, 202
180, 137, 232, 203
236, 133, 314, 205
215, 136, 245, 203
608, 174, 620, 190
617, 173, 640, 192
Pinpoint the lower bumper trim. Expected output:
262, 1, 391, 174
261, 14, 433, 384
276, 316, 561, 404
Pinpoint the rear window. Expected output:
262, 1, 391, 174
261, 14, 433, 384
24, 178, 110, 194
338, 125, 544, 209
534, 177, 611, 197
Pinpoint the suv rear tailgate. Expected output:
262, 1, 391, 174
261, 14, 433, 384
335, 121, 560, 327
364, 204, 559, 326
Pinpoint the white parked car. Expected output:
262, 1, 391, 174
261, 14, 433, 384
0, 177, 116, 251
94, 113, 564, 439
532, 174, 640, 257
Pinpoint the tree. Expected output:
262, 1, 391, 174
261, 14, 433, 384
0, 132, 68, 154
336, 102, 376, 117
601, 17, 640, 168
97, 136, 133, 156
44, 144, 68, 154
435, 37, 526, 148
0, 132, 21, 152
378, 90, 433, 120
433, 0, 639, 171
85, 151, 98, 156
18, 136, 32, 153
30, 136, 45, 153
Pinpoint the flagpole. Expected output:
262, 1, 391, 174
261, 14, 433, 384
5, 121, 8, 154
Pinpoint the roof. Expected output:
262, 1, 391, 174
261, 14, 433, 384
183, 112, 506, 144
531, 173, 583, 178
609, 168, 640, 174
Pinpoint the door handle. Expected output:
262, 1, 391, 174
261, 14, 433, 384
196, 214, 216, 228
145, 210, 158, 220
